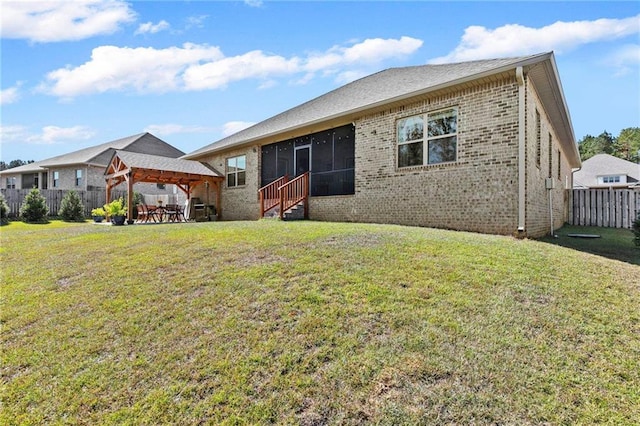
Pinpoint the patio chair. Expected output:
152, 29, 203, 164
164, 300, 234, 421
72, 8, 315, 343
143, 204, 159, 223
136, 204, 148, 223
165, 204, 178, 222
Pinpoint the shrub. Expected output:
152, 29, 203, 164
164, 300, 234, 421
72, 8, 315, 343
19, 189, 49, 223
0, 194, 9, 225
104, 198, 126, 217
59, 191, 85, 222
633, 212, 640, 247
91, 207, 106, 217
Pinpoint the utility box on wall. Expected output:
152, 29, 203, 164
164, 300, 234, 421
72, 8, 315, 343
545, 177, 556, 189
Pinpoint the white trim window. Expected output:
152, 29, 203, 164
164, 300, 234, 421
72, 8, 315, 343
6, 177, 16, 189
398, 107, 458, 168
53, 171, 60, 188
601, 175, 622, 184
226, 155, 246, 188
75, 169, 82, 186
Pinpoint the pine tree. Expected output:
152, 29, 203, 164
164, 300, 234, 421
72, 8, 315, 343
59, 190, 85, 222
19, 189, 49, 223
0, 194, 9, 225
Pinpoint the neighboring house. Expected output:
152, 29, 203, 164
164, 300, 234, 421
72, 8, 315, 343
183, 52, 581, 238
0, 133, 185, 199
573, 154, 640, 189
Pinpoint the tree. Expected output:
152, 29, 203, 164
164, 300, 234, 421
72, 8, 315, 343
578, 131, 615, 161
614, 127, 640, 162
0, 194, 9, 225
0, 159, 35, 171
19, 189, 49, 223
58, 191, 85, 222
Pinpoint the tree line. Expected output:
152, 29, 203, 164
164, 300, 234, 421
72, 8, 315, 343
0, 159, 35, 171
578, 127, 640, 163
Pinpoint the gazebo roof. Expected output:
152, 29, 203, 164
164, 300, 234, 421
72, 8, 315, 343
105, 150, 223, 187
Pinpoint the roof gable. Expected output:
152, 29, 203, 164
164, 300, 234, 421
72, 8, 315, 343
573, 154, 640, 187
185, 52, 576, 163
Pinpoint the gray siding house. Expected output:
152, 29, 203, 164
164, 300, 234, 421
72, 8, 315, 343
1, 133, 184, 196
573, 154, 639, 189
184, 52, 581, 237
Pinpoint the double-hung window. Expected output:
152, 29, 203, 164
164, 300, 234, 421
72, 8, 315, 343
397, 107, 458, 168
75, 169, 82, 186
53, 171, 59, 188
226, 155, 246, 188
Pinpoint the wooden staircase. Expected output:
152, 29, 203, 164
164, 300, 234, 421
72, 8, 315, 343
259, 172, 309, 220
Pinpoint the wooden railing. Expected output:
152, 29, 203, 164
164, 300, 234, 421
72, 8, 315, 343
259, 175, 288, 217
279, 172, 309, 220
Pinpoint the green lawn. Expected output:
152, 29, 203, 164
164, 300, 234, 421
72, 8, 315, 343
1, 220, 639, 425
540, 224, 639, 265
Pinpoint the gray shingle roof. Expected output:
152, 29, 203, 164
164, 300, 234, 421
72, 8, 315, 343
184, 53, 552, 159
573, 154, 640, 188
110, 150, 221, 177
38, 133, 149, 167
1, 132, 185, 175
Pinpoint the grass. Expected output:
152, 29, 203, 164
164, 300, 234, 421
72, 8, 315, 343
540, 224, 639, 265
1, 220, 639, 425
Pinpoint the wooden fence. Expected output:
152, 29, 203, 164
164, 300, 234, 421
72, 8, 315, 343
1, 189, 127, 218
569, 188, 639, 229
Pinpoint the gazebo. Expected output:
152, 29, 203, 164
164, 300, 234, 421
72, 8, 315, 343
104, 150, 224, 222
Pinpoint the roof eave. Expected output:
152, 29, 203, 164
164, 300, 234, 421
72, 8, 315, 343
186, 53, 579, 163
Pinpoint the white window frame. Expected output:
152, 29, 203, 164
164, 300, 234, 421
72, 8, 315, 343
53, 171, 59, 188
601, 175, 621, 184
6, 177, 16, 189
75, 169, 82, 187
226, 155, 246, 188
397, 107, 458, 168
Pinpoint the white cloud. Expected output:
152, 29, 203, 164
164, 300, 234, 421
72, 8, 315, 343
244, 0, 263, 7
0, 0, 136, 43
26, 126, 95, 145
185, 15, 208, 30
41, 43, 224, 97
39, 36, 423, 97
0, 85, 21, 105
304, 36, 423, 72
135, 20, 170, 36
222, 121, 256, 137
144, 124, 211, 136
0, 125, 28, 143
0, 125, 95, 145
607, 44, 640, 76
430, 15, 640, 64
184, 50, 301, 90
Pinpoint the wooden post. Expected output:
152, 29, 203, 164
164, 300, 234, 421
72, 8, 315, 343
127, 172, 134, 222
215, 180, 221, 219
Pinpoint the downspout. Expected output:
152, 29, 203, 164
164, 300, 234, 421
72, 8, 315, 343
516, 66, 526, 233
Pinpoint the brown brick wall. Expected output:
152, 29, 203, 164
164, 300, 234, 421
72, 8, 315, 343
197, 146, 260, 220
198, 75, 572, 237
524, 77, 570, 237
310, 78, 521, 235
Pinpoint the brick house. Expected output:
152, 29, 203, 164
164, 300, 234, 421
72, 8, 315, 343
183, 52, 580, 237
0, 132, 184, 198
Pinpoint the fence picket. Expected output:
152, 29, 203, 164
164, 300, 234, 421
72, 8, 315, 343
1, 189, 127, 218
570, 188, 638, 229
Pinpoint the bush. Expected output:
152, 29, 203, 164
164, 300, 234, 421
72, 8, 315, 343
104, 198, 126, 217
59, 191, 85, 222
0, 194, 9, 225
633, 213, 640, 247
19, 189, 49, 223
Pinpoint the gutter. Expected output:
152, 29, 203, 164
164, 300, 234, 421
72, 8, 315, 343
516, 66, 526, 233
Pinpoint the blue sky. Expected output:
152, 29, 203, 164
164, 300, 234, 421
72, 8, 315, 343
1, 1, 639, 162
